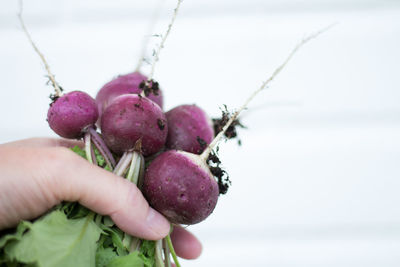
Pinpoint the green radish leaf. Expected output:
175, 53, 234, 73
96, 234, 108, 250
106, 251, 144, 267
60, 201, 76, 214
139, 240, 155, 267
5, 210, 101, 267
71, 145, 86, 158
96, 247, 118, 267
100, 226, 128, 256
66, 203, 90, 219
103, 216, 115, 227
139, 240, 155, 257
71, 145, 110, 170
0, 221, 31, 264
139, 253, 154, 267
0, 221, 31, 249
94, 147, 106, 167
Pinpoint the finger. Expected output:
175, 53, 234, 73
47, 147, 170, 240
2, 137, 82, 148
170, 225, 202, 259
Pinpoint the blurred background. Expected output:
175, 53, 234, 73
1, 0, 400, 266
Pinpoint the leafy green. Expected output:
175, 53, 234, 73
0, 221, 31, 265
96, 248, 117, 267
0, 221, 31, 249
140, 253, 155, 267
60, 202, 90, 220
106, 251, 144, 267
95, 149, 106, 167
100, 226, 128, 257
71, 145, 111, 171
71, 146, 86, 158
4, 210, 102, 267
139, 240, 156, 267
103, 216, 115, 228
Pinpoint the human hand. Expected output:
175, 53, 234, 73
0, 137, 201, 260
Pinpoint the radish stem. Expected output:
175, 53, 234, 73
137, 153, 146, 190
89, 127, 116, 169
163, 238, 172, 267
166, 233, 180, 267
84, 132, 93, 164
124, 151, 145, 252
17, 0, 62, 97
132, 154, 143, 186
200, 25, 334, 161
122, 234, 132, 251
114, 152, 133, 177
90, 142, 97, 166
113, 152, 129, 176
129, 238, 141, 252
155, 239, 164, 267
126, 152, 141, 185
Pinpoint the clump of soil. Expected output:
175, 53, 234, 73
213, 105, 245, 145
196, 136, 207, 153
157, 119, 166, 130
139, 79, 160, 97
207, 151, 231, 195
48, 77, 64, 106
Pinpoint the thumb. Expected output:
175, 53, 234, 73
48, 147, 170, 240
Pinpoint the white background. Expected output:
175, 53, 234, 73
1, 0, 400, 266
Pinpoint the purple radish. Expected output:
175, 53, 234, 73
96, 71, 164, 117
144, 150, 219, 225
47, 91, 99, 139
165, 104, 214, 154
46, 91, 115, 169
45, 90, 116, 169
100, 94, 167, 156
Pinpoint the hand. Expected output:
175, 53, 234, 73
0, 138, 202, 260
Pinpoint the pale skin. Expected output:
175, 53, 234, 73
0, 138, 201, 260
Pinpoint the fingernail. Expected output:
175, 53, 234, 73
146, 208, 170, 238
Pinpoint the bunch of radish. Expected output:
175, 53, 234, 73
0, 0, 329, 266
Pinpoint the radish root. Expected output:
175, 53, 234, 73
17, 0, 63, 97
148, 0, 183, 81
135, 0, 166, 72
201, 24, 335, 161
